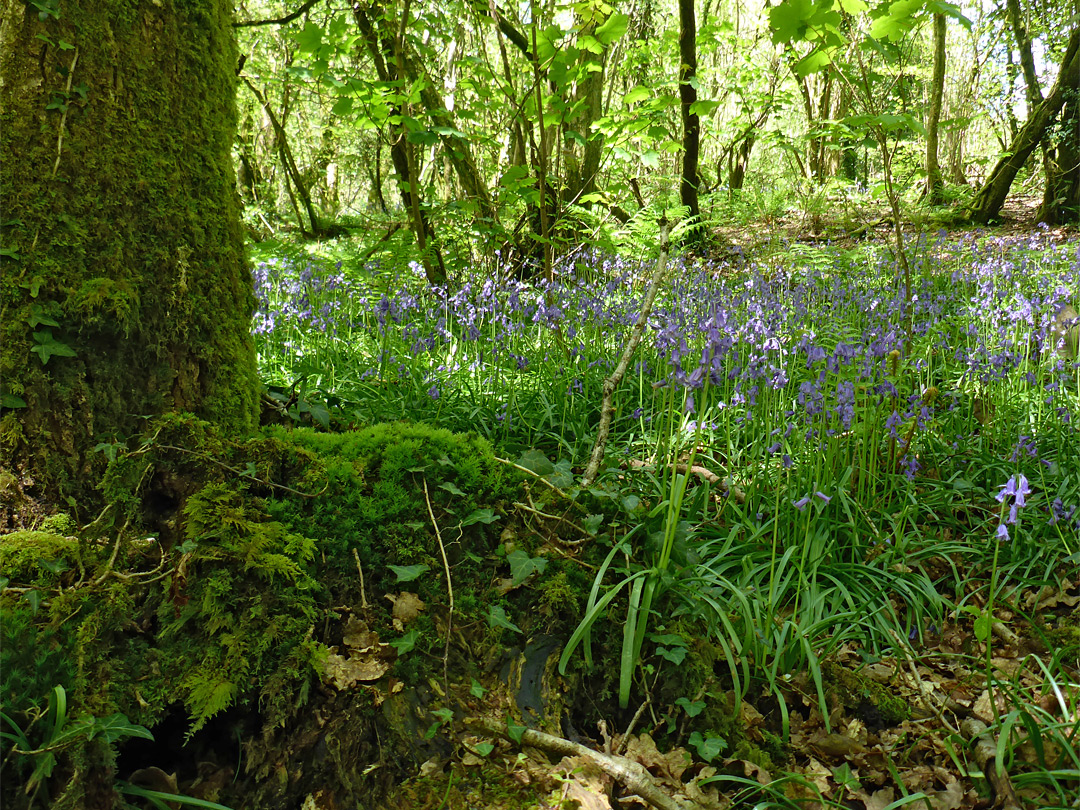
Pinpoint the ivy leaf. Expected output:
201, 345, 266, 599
31, 330, 77, 365
516, 449, 555, 476
676, 697, 706, 717
461, 508, 499, 527
440, 481, 466, 497
507, 549, 547, 586
506, 717, 527, 743
26, 303, 60, 328
488, 605, 522, 633
388, 564, 429, 583
87, 713, 154, 744
688, 731, 726, 761
390, 629, 420, 654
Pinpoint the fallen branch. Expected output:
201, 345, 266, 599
961, 718, 1022, 810
582, 218, 671, 488
464, 718, 689, 810
626, 459, 747, 504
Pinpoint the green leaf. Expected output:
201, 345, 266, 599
689, 731, 726, 761
689, 100, 721, 117
87, 713, 154, 744
293, 21, 325, 53
474, 742, 495, 756
583, 514, 604, 535
516, 449, 555, 476
30, 330, 77, 365
657, 646, 687, 665
488, 605, 522, 633
469, 679, 487, 698
1, 394, 26, 409
837, 0, 868, 10
118, 783, 235, 810
388, 564, 430, 583
390, 629, 420, 654
331, 97, 354, 116
506, 717, 527, 743
440, 481, 466, 497
676, 697, 706, 717
595, 13, 629, 45
769, 0, 813, 44
623, 86, 652, 105
507, 549, 547, 586
461, 508, 499, 527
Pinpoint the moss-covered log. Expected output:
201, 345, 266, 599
0, 0, 257, 524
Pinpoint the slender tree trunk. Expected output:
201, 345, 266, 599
354, 4, 447, 283
924, 13, 946, 204
0, 0, 258, 528
242, 77, 323, 237
678, 0, 702, 236
967, 28, 1080, 224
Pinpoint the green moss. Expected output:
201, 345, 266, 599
822, 660, 909, 726
0, 530, 78, 585
0, 0, 258, 513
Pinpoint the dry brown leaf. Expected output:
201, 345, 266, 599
323, 650, 393, 689
342, 615, 379, 650
861, 786, 896, 810
621, 734, 689, 784
386, 591, 425, 630
929, 776, 965, 810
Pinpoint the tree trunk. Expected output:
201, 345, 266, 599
924, 12, 946, 204
353, 4, 447, 283
0, 0, 257, 528
1039, 88, 1080, 223
967, 28, 1080, 224
678, 0, 702, 236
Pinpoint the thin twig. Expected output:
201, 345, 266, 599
351, 548, 370, 610
512, 502, 591, 542
582, 218, 671, 488
51, 49, 79, 177
616, 698, 651, 756
422, 477, 453, 696
155, 445, 327, 498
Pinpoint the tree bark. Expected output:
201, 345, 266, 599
0, 0, 258, 527
353, 3, 447, 283
678, 0, 702, 236
924, 12, 946, 204
967, 27, 1080, 224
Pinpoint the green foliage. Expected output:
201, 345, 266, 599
263, 422, 510, 587
0, 530, 78, 587
161, 481, 324, 733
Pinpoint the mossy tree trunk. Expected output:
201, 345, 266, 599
967, 27, 1080, 224
0, 0, 258, 526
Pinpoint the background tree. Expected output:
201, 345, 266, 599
679, 0, 703, 234
0, 0, 257, 525
923, 11, 946, 203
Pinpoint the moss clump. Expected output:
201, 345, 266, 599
0, 529, 79, 586
822, 660, 909, 727
263, 422, 513, 593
